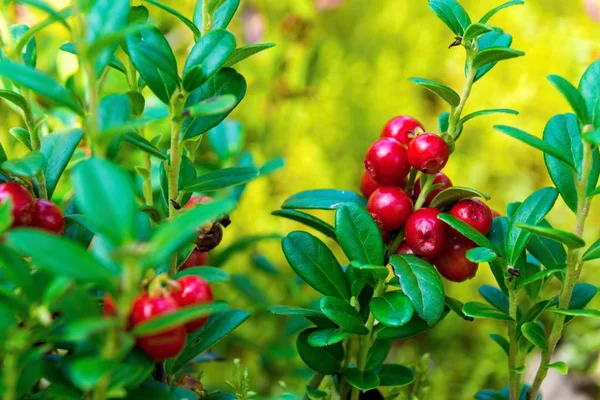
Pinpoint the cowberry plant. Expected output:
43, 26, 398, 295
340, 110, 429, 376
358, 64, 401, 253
270, 0, 526, 398
0, 0, 277, 399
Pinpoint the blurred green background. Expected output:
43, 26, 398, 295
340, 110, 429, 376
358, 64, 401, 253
9, 0, 600, 398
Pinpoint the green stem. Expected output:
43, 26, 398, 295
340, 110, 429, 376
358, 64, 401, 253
413, 173, 434, 210
3, 349, 18, 400
507, 282, 520, 400
526, 136, 593, 399
447, 48, 476, 141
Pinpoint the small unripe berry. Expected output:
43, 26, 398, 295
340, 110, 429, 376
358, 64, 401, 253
381, 116, 424, 145
30, 199, 65, 234
413, 172, 452, 205
0, 182, 34, 227
449, 198, 493, 235
364, 138, 410, 186
360, 170, 380, 198
367, 187, 413, 231
404, 207, 447, 257
432, 236, 478, 282
407, 134, 449, 174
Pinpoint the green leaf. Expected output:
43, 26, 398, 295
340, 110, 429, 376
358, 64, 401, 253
2, 151, 44, 177
390, 255, 445, 326
268, 305, 324, 318
375, 314, 433, 340
472, 47, 524, 70
370, 292, 414, 327
271, 209, 336, 240
11, 24, 37, 67
489, 333, 509, 356
515, 223, 585, 249
0, 61, 82, 115
479, 0, 524, 23
430, 186, 490, 209
296, 328, 343, 375
445, 296, 474, 321
463, 23, 493, 42
16, 7, 72, 56
335, 203, 384, 266
10, 127, 31, 150
181, 68, 246, 140
345, 368, 379, 392
495, 125, 574, 167
173, 266, 229, 282
145, 199, 235, 267
131, 301, 228, 336
578, 59, 600, 128
143, 0, 200, 40
437, 213, 497, 251
583, 238, 600, 261
0, 245, 34, 300
182, 94, 237, 118
460, 108, 519, 125
307, 328, 350, 347
40, 129, 83, 199
505, 187, 559, 265
366, 339, 391, 370
207, 120, 242, 162
349, 261, 389, 280
282, 231, 349, 300
183, 29, 236, 91
516, 269, 562, 288
60, 41, 126, 75
85, 0, 129, 75
466, 247, 497, 263
527, 219, 567, 270
183, 167, 259, 191
428, 0, 471, 35
474, 31, 513, 81
376, 364, 415, 387
223, 43, 275, 67
462, 302, 513, 321
121, 132, 166, 160
60, 317, 117, 342
282, 189, 366, 210
521, 322, 548, 349
549, 309, 600, 318
548, 75, 588, 125
67, 357, 115, 391
409, 77, 460, 107
0, 89, 28, 111
7, 230, 116, 289
72, 158, 137, 245
305, 386, 327, 400
320, 296, 368, 334
194, 0, 240, 31
545, 361, 568, 375
479, 285, 509, 314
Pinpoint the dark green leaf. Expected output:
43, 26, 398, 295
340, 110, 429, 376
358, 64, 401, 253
375, 314, 432, 340
174, 266, 229, 282
224, 43, 275, 67
307, 328, 350, 347
429, 186, 490, 209
282, 231, 349, 300
349, 261, 389, 280
0, 245, 34, 300
143, 0, 200, 40
467, 247, 497, 263
194, 0, 240, 31
282, 189, 366, 210
428, 0, 471, 35
516, 223, 585, 249
365, 339, 391, 370
85, 0, 129, 75
462, 302, 513, 321
182, 94, 237, 118
335, 203, 384, 266
271, 209, 336, 239
122, 132, 166, 160
516, 269, 562, 288
0, 89, 28, 111
527, 219, 567, 270
183, 29, 236, 90
489, 333, 509, 356
390, 255, 445, 326
463, 23, 493, 42
438, 213, 497, 251
376, 364, 415, 387
521, 322, 547, 349
2, 151, 44, 177
67, 357, 115, 391
583, 238, 600, 261
345, 368, 379, 391
479, 285, 509, 314
320, 296, 368, 334
474, 31, 513, 81
409, 77, 460, 107
370, 292, 414, 327
296, 328, 343, 375
472, 47, 524, 70
445, 296, 474, 321
548, 75, 588, 125
40, 129, 83, 199
550, 308, 600, 318
269, 305, 324, 318
183, 167, 259, 191
9, 127, 31, 150
578, 59, 600, 128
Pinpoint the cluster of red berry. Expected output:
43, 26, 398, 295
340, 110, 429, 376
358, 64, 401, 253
105, 275, 214, 361
361, 116, 494, 282
0, 182, 65, 234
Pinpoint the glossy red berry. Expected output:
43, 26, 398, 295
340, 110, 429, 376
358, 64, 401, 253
184, 195, 211, 209
0, 182, 34, 227
170, 276, 214, 333
432, 236, 478, 282
360, 170, 380, 198
30, 199, 65, 234
404, 207, 447, 257
413, 172, 452, 206
367, 187, 413, 231
381, 116, 424, 145
364, 138, 410, 186
449, 199, 493, 235
395, 241, 415, 255
130, 294, 186, 361
181, 249, 209, 270
407, 134, 449, 174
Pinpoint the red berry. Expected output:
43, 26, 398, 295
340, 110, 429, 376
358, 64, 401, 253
130, 294, 186, 361
432, 236, 478, 282
413, 172, 452, 206
181, 249, 209, 270
404, 207, 447, 257
449, 199, 493, 235
0, 182, 34, 227
395, 241, 414, 255
364, 138, 410, 186
367, 187, 413, 231
184, 195, 212, 209
103, 293, 117, 317
170, 276, 214, 333
30, 199, 65, 234
407, 134, 449, 174
491, 209, 501, 218
360, 170, 380, 198
381, 116, 424, 145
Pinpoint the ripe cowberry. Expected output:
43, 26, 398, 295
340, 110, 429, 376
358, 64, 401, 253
0, 182, 34, 227
395, 241, 414, 255
432, 236, 478, 282
130, 294, 186, 361
360, 170, 380, 198
449, 198, 493, 235
381, 116, 424, 145
404, 207, 447, 257
30, 199, 65, 234
413, 172, 452, 206
367, 187, 413, 231
170, 276, 214, 333
181, 249, 209, 270
407, 134, 449, 174
364, 138, 410, 186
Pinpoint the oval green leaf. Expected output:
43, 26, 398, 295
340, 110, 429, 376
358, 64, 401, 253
335, 203, 384, 266
409, 77, 460, 107
521, 322, 547, 349
296, 328, 343, 375
462, 302, 513, 321
370, 292, 414, 327
271, 209, 336, 240
307, 328, 350, 347
320, 296, 368, 335
345, 368, 379, 392
183, 166, 259, 192
282, 189, 366, 210
430, 186, 490, 209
